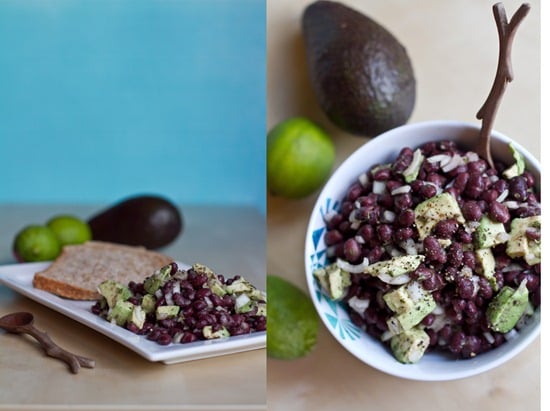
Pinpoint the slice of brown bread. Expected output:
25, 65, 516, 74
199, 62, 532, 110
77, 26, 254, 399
32, 241, 173, 300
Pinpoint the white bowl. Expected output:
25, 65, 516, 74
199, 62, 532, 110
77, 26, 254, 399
304, 120, 540, 381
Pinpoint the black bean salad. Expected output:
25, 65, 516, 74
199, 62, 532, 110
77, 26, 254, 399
314, 140, 540, 364
92, 263, 266, 346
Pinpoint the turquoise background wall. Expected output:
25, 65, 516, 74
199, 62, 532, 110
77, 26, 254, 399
0, 0, 266, 214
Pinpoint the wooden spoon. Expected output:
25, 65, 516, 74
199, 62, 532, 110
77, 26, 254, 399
476, 2, 530, 169
0, 312, 95, 374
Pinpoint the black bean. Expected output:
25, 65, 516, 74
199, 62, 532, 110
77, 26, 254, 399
394, 193, 413, 210
465, 173, 485, 198
462, 201, 482, 221
434, 219, 459, 239
343, 238, 362, 262
376, 224, 393, 244
325, 230, 343, 246
397, 209, 415, 227
488, 200, 510, 223
509, 176, 529, 201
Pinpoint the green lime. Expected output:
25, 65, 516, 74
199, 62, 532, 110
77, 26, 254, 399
267, 117, 335, 198
267, 274, 319, 360
13, 225, 61, 262
46, 215, 92, 246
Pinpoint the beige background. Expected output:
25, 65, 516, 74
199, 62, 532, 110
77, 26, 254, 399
267, 1, 541, 410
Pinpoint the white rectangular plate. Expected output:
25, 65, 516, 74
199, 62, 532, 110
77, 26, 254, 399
0, 262, 266, 364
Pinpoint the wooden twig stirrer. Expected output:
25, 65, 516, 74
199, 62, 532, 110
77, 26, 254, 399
476, 2, 530, 168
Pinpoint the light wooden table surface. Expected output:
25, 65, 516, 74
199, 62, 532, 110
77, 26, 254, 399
267, 1, 541, 410
0, 205, 266, 411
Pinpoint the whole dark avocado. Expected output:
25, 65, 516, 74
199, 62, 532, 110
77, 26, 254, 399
88, 195, 183, 250
302, 1, 416, 137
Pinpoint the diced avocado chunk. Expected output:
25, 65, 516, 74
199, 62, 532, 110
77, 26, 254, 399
363, 255, 424, 279
202, 325, 230, 340
98, 280, 132, 309
256, 302, 267, 317
475, 248, 498, 291
235, 293, 253, 313
143, 264, 173, 294
208, 277, 227, 297
506, 216, 541, 265
156, 305, 180, 320
502, 143, 526, 179
390, 326, 430, 364
313, 263, 351, 301
107, 300, 134, 326
226, 277, 255, 294
130, 305, 146, 329
486, 279, 530, 333
384, 281, 436, 334
192, 263, 216, 277
402, 148, 424, 183
414, 193, 465, 240
192, 263, 224, 294
383, 281, 433, 315
384, 285, 413, 314
141, 293, 156, 314
474, 215, 507, 249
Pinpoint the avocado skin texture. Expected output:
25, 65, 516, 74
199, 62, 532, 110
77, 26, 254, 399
302, 1, 416, 137
88, 195, 183, 250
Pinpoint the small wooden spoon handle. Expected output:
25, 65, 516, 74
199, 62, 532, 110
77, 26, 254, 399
21, 324, 95, 374
476, 2, 530, 168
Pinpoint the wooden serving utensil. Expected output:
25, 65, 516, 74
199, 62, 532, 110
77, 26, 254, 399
476, 2, 530, 169
0, 311, 95, 374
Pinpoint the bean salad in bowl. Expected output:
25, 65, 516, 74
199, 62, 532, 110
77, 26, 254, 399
304, 120, 540, 381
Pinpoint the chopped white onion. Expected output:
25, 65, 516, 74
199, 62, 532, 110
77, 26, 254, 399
442, 154, 465, 172
406, 281, 424, 302
354, 235, 365, 244
173, 332, 184, 344
402, 148, 423, 177
504, 329, 519, 341
483, 332, 495, 344
428, 314, 447, 332
496, 232, 511, 243
496, 189, 509, 203
432, 304, 445, 315
387, 246, 404, 258
380, 330, 394, 342
427, 154, 450, 164
471, 274, 480, 296
358, 172, 369, 187
465, 151, 479, 162
501, 263, 523, 272
165, 291, 174, 306
503, 200, 519, 209
348, 296, 370, 314
400, 238, 418, 255
382, 210, 396, 223
377, 272, 411, 285
372, 180, 386, 194
172, 281, 181, 296
324, 210, 338, 224
391, 185, 411, 195
336, 257, 370, 273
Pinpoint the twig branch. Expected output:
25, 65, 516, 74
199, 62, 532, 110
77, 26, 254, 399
476, 2, 530, 168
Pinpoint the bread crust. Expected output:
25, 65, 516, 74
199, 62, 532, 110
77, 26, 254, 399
32, 241, 173, 300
